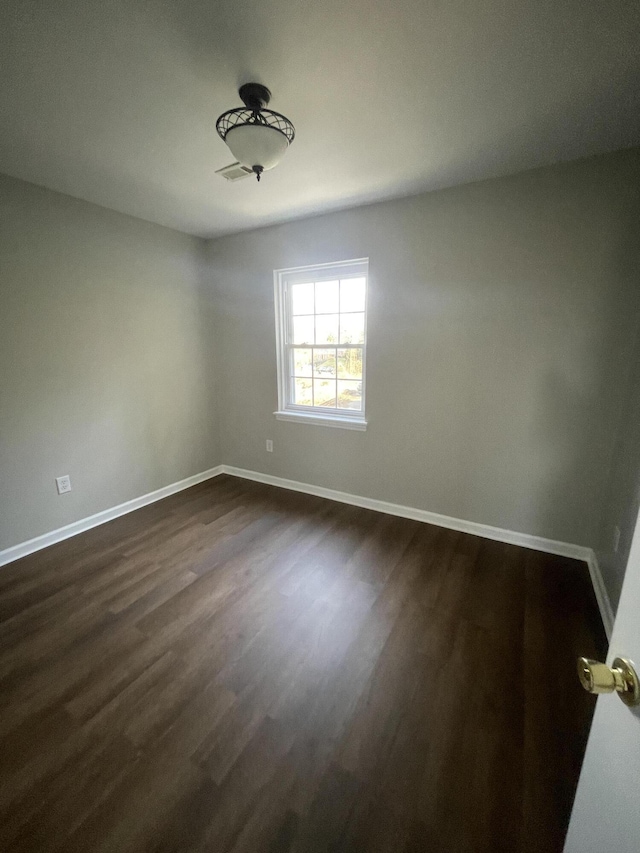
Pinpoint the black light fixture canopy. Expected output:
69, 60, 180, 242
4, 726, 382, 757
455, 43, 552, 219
216, 83, 295, 181
238, 82, 272, 112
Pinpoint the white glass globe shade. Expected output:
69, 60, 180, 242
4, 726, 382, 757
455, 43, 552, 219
224, 124, 289, 171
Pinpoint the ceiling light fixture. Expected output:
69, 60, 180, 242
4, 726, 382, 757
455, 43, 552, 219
216, 83, 295, 182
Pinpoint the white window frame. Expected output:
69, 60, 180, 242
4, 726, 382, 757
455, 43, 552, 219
274, 258, 368, 430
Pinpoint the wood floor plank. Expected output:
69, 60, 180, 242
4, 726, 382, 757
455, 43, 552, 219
0, 475, 607, 852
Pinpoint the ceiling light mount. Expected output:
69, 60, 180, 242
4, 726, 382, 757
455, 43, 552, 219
238, 82, 272, 112
216, 83, 295, 182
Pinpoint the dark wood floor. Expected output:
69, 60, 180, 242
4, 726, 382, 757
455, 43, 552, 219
0, 475, 606, 853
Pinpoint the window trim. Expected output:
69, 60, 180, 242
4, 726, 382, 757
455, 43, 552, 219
274, 258, 368, 430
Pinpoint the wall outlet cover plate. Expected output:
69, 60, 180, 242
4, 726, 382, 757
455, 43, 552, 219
56, 475, 72, 494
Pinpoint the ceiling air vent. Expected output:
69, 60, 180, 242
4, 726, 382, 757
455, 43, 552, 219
215, 162, 253, 182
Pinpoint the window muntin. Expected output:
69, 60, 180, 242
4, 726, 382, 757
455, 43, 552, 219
275, 259, 368, 426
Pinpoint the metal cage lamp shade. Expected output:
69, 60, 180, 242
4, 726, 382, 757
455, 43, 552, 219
216, 84, 295, 181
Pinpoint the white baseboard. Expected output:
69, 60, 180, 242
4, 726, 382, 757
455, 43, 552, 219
222, 465, 592, 559
0, 461, 613, 641
0, 465, 224, 568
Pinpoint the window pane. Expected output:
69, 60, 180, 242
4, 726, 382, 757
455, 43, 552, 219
337, 379, 362, 410
293, 348, 312, 377
313, 379, 337, 408
339, 312, 365, 344
313, 348, 336, 378
337, 347, 363, 380
292, 315, 314, 345
293, 378, 313, 406
315, 313, 339, 344
291, 282, 314, 315
340, 277, 366, 313
315, 280, 339, 314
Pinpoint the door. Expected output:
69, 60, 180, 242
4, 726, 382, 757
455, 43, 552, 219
564, 509, 640, 852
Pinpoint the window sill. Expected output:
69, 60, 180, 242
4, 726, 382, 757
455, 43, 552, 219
274, 410, 367, 431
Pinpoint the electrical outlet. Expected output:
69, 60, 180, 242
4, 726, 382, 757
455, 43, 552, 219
266, 439, 273, 452
613, 525, 621, 553
56, 475, 72, 495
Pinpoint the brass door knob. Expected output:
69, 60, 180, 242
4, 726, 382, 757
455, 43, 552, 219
577, 657, 640, 707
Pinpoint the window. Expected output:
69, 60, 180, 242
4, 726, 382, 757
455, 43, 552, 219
274, 258, 368, 429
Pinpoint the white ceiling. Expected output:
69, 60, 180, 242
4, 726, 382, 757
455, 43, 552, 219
1, 0, 639, 237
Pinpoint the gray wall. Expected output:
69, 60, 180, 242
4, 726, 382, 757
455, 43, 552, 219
207, 149, 640, 584
0, 174, 219, 551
